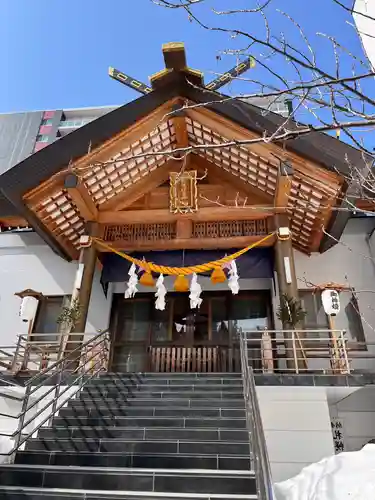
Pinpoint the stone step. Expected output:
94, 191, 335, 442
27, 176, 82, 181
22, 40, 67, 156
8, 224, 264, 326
16, 451, 251, 471
37, 426, 249, 442
0, 485, 257, 500
0, 465, 256, 496
58, 406, 245, 419
92, 373, 242, 382
79, 391, 244, 401
52, 416, 247, 429
68, 398, 245, 409
82, 384, 243, 394
26, 438, 250, 456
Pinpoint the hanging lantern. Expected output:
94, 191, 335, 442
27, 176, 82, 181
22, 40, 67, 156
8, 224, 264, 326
174, 274, 189, 292
211, 267, 226, 284
321, 289, 340, 316
139, 271, 155, 287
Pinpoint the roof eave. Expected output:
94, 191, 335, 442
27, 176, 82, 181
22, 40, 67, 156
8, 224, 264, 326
0, 189, 71, 261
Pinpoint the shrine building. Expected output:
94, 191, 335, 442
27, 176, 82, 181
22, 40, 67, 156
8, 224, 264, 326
0, 42, 374, 376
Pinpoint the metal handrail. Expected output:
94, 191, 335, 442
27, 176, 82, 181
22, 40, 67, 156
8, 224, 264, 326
239, 329, 274, 500
237, 328, 354, 374
0, 329, 110, 459
0, 336, 110, 422
0, 332, 110, 373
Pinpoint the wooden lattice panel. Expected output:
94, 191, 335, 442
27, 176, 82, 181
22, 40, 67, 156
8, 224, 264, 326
287, 172, 340, 249
186, 116, 342, 250
193, 219, 269, 239
104, 223, 177, 243
33, 190, 85, 248
83, 120, 176, 206
186, 117, 278, 196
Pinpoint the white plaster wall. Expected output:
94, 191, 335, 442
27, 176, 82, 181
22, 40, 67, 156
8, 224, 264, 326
329, 386, 375, 452
354, 0, 375, 70
257, 386, 334, 482
0, 385, 79, 462
0, 232, 112, 347
293, 218, 375, 371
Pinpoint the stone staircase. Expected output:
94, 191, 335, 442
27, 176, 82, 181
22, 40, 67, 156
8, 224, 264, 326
0, 373, 258, 499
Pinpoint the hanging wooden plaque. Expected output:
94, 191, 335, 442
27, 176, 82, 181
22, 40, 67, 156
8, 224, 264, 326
169, 170, 198, 213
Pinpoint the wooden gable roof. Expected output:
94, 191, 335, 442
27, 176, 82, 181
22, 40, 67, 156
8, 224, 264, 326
0, 59, 364, 260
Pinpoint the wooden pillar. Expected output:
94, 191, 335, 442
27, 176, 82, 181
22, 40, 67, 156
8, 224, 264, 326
64, 223, 99, 366
274, 215, 305, 371
274, 215, 299, 299
73, 223, 98, 333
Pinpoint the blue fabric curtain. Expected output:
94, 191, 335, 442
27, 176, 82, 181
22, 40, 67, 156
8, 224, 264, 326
100, 248, 274, 285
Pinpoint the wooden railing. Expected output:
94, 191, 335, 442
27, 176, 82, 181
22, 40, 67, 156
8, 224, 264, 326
149, 344, 242, 373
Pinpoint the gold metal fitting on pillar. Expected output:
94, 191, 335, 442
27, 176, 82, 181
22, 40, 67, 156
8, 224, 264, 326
277, 227, 291, 241
79, 235, 92, 248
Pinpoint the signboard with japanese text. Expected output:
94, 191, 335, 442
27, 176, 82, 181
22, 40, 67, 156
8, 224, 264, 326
331, 417, 345, 454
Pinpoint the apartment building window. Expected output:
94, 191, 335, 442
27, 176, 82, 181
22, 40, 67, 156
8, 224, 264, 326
41, 118, 53, 126
32, 296, 70, 342
36, 135, 49, 143
59, 118, 93, 128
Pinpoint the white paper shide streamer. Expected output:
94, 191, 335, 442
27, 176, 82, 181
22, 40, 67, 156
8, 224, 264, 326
155, 274, 167, 310
228, 260, 240, 295
189, 273, 202, 309
125, 263, 138, 298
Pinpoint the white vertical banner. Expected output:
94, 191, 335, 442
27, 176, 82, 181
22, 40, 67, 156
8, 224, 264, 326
331, 417, 345, 453
283, 257, 292, 284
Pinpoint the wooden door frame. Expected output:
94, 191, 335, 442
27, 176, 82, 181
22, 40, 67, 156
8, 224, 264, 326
108, 289, 274, 371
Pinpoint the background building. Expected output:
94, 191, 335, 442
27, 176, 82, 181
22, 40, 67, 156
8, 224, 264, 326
353, 0, 375, 69
0, 105, 117, 227
243, 95, 293, 118
0, 105, 117, 175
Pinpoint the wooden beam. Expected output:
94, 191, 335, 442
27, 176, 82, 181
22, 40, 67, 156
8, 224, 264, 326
98, 207, 274, 225
176, 219, 192, 239
98, 234, 275, 252
275, 166, 292, 212
64, 174, 98, 221
0, 216, 29, 228
117, 184, 253, 211
356, 199, 375, 211
174, 115, 189, 147
191, 154, 273, 205
171, 103, 189, 148
99, 159, 182, 212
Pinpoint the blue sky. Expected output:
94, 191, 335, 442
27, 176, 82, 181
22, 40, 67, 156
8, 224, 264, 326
0, 0, 366, 114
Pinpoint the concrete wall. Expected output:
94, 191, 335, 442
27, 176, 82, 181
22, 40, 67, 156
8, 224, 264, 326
329, 386, 375, 452
293, 217, 375, 371
0, 231, 112, 346
257, 386, 334, 482
0, 385, 79, 462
